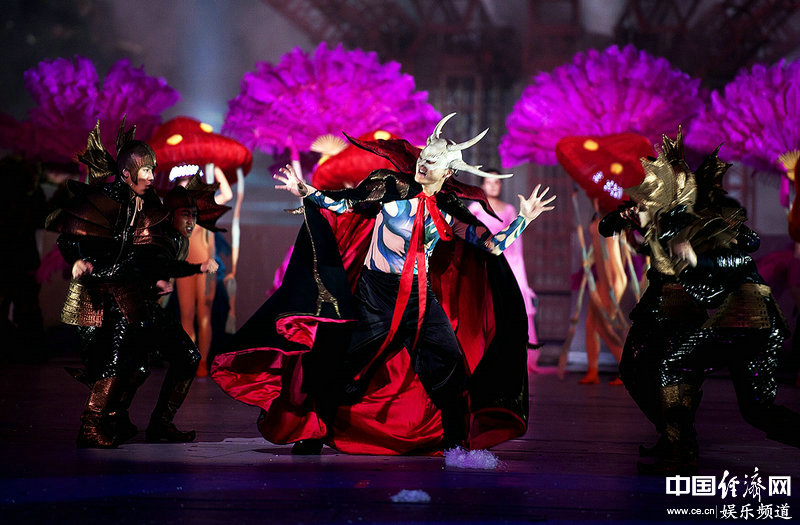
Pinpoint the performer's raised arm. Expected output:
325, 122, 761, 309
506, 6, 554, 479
273, 163, 351, 213
454, 184, 556, 255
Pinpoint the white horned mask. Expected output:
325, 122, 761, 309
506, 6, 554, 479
418, 113, 512, 179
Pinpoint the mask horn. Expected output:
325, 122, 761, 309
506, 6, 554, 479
450, 159, 513, 178
428, 113, 456, 145
448, 128, 488, 152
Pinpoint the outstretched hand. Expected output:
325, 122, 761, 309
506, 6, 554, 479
273, 164, 309, 197
518, 184, 556, 221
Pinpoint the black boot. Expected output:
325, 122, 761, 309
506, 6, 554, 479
749, 404, 800, 448
77, 376, 123, 449
65, 367, 91, 387
637, 384, 699, 475
438, 392, 470, 451
639, 434, 670, 458
639, 389, 703, 458
145, 372, 196, 443
108, 370, 150, 443
291, 439, 324, 455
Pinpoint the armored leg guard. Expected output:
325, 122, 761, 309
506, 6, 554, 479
638, 384, 699, 475
77, 376, 124, 449
108, 370, 150, 443
639, 388, 702, 457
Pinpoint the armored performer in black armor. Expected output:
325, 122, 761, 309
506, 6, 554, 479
48, 123, 225, 448
135, 180, 227, 443
47, 121, 167, 448
601, 130, 798, 474
599, 200, 708, 459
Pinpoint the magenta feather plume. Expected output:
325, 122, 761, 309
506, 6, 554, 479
98, 58, 181, 144
500, 45, 705, 167
0, 56, 180, 164
223, 42, 441, 155
4, 57, 99, 163
686, 58, 800, 173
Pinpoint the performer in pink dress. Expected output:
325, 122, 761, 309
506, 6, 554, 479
468, 177, 537, 346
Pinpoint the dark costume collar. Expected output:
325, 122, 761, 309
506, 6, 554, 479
56, 177, 168, 233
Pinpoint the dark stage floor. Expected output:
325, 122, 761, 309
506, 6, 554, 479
1, 356, 798, 524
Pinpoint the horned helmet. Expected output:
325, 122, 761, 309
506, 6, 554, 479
625, 127, 696, 222
417, 113, 512, 179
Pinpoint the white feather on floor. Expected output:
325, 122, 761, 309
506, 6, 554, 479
443, 447, 502, 470
390, 489, 431, 503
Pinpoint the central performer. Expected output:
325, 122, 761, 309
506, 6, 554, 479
212, 114, 555, 455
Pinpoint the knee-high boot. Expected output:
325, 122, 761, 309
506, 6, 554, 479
638, 383, 699, 474
77, 376, 124, 449
145, 370, 196, 443
108, 370, 150, 443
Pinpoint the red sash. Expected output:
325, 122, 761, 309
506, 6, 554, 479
354, 193, 453, 379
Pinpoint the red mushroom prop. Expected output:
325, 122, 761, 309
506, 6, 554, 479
554, 133, 654, 378
555, 133, 655, 214
149, 116, 253, 194
150, 116, 252, 336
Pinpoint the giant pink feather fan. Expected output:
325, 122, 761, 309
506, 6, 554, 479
222, 42, 440, 155
0, 56, 180, 164
685, 58, 800, 175
500, 44, 705, 167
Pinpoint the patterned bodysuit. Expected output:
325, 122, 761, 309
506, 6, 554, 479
309, 190, 528, 272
